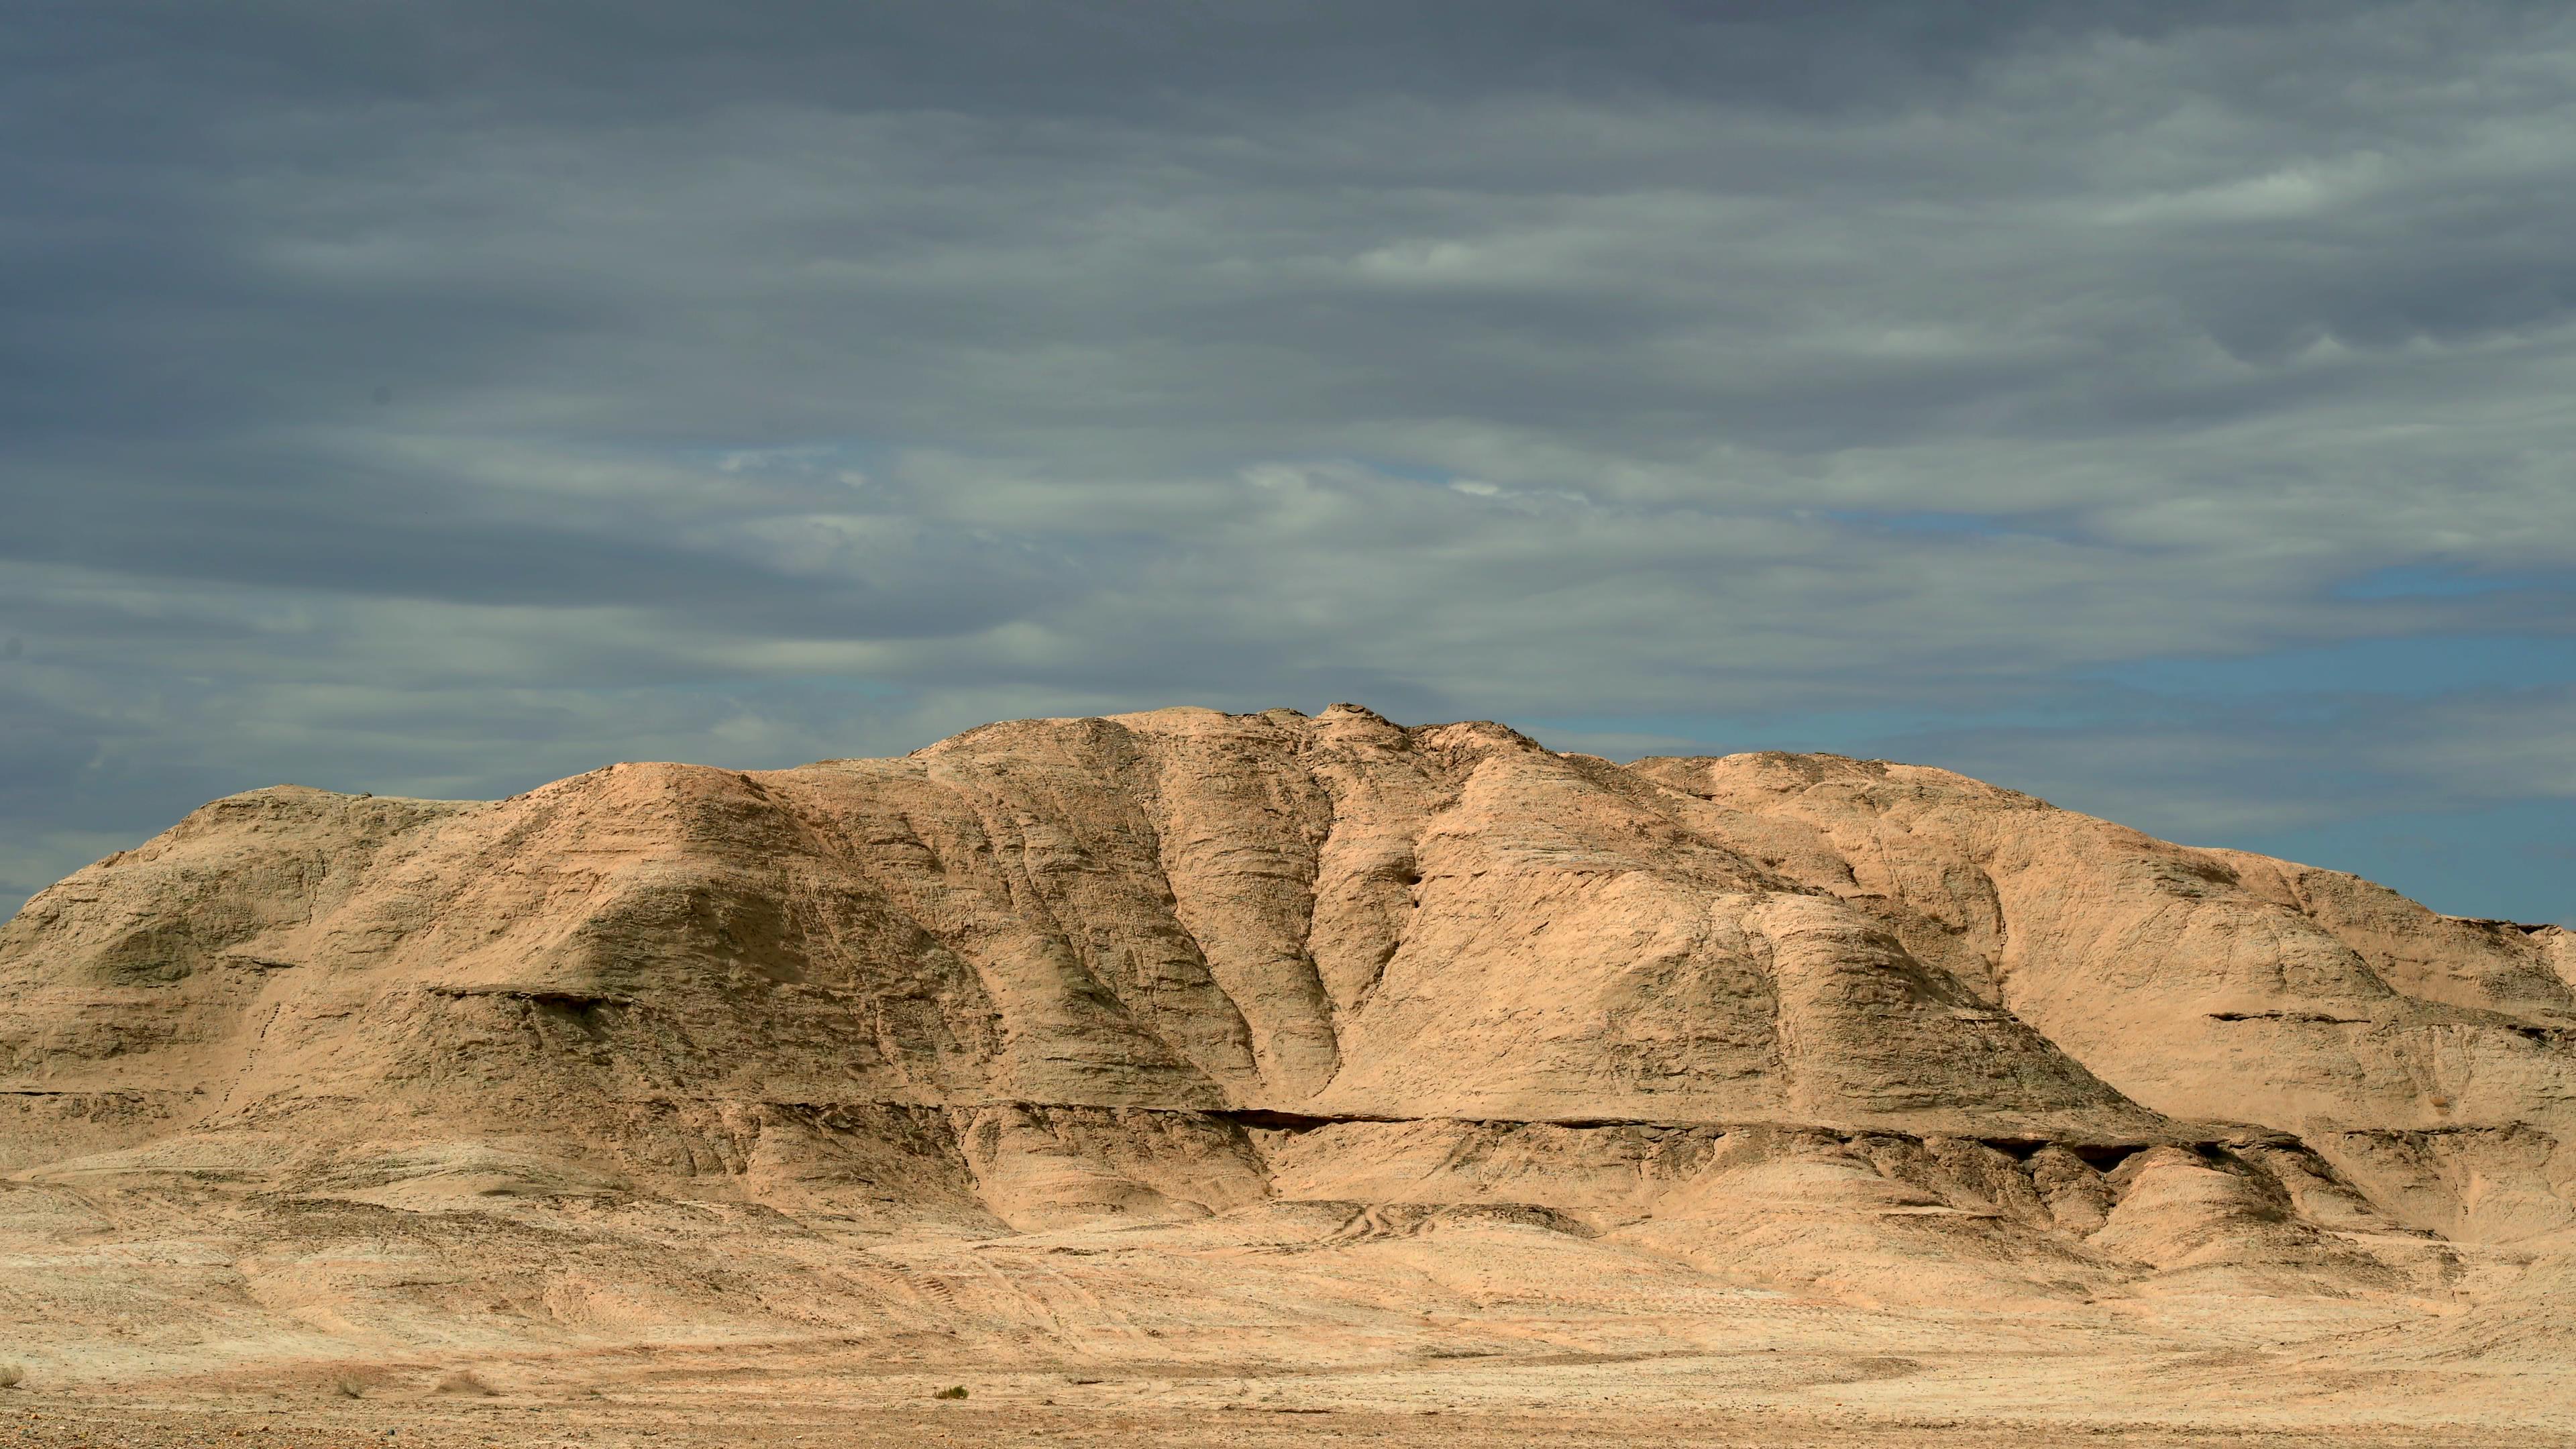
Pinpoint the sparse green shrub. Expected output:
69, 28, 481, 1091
933, 1385, 969, 1400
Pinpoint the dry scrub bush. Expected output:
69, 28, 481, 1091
933, 1385, 969, 1399
435, 1370, 498, 1397
0, 1364, 25, 1389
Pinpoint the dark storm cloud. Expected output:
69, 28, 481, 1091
3, 0, 2572, 918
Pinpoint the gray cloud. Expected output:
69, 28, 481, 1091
3, 1, 2573, 920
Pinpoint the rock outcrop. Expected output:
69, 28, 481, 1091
4, 704, 2572, 1388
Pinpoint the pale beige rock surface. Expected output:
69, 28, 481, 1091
3, 704, 2571, 1444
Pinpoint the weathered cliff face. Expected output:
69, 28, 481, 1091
4, 704, 2573, 1377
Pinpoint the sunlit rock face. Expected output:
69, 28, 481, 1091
5, 705, 2573, 1382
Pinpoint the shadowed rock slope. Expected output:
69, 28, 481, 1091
5, 704, 2574, 1395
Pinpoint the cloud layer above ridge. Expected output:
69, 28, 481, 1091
4, 1, 2572, 920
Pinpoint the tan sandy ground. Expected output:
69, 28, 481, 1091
5, 1203, 2569, 1446
3, 1344, 2565, 1449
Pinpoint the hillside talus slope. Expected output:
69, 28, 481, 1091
3, 704, 2573, 1434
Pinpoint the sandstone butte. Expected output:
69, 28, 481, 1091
3, 704, 2573, 1444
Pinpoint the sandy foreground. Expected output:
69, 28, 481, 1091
0, 1367, 2547, 1449
10, 1187, 2569, 1448
5, 1305, 2563, 1449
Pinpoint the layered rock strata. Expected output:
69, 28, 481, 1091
5, 704, 2571, 1296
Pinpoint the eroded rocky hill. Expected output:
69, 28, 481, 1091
4, 704, 2573, 1419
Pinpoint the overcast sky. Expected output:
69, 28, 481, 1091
5, 1, 2571, 922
